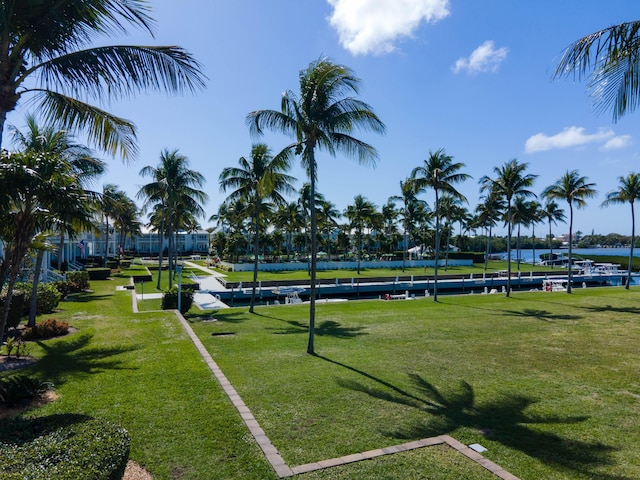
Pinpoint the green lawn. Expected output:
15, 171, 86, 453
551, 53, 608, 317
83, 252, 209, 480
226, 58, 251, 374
4, 278, 639, 479
214, 260, 554, 283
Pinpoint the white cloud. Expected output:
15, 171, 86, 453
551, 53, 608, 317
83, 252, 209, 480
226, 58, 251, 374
327, 0, 450, 56
524, 126, 631, 153
452, 40, 508, 74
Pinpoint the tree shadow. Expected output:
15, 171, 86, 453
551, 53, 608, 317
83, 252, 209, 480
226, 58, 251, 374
579, 304, 640, 315
29, 333, 140, 385
190, 311, 248, 324
270, 320, 367, 338
338, 373, 624, 479
61, 293, 113, 303
500, 308, 583, 322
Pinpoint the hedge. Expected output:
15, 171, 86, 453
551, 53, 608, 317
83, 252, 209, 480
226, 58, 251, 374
161, 286, 194, 314
0, 415, 130, 480
87, 268, 111, 280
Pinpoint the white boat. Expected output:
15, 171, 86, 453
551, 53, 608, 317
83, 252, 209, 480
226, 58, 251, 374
542, 279, 568, 292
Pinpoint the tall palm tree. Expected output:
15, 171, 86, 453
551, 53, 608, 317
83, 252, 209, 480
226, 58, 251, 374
411, 149, 470, 301
511, 196, 532, 270
273, 202, 304, 260
527, 200, 543, 266
247, 57, 385, 355
298, 183, 325, 274
554, 21, 640, 121
344, 195, 377, 275
390, 178, 426, 272
318, 200, 341, 260
601, 172, 640, 289
480, 159, 537, 297
541, 200, 566, 268
542, 171, 597, 293
0, 1, 206, 158
138, 149, 208, 289
219, 144, 295, 313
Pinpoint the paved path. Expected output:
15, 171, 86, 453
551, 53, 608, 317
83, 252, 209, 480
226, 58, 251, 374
128, 287, 520, 479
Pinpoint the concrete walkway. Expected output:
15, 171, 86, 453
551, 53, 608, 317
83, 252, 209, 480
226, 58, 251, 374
128, 287, 520, 479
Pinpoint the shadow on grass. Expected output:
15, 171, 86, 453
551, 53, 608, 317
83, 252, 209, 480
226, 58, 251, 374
579, 303, 640, 315
269, 319, 367, 338
500, 308, 583, 322
190, 311, 248, 324
338, 373, 624, 479
30, 333, 139, 385
61, 292, 113, 303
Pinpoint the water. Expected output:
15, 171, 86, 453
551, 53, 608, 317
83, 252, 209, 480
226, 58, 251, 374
499, 247, 636, 264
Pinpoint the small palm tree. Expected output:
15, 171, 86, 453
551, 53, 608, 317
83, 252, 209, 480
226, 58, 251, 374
344, 195, 377, 275
541, 201, 566, 268
601, 173, 640, 289
219, 144, 295, 312
475, 192, 505, 271
412, 149, 470, 301
0, 1, 206, 157
480, 159, 537, 297
138, 149, 208, 289
248, 57, 385, 355
318, 200, 341, 260
390, 178, 426, 272
543, 171, 597, 293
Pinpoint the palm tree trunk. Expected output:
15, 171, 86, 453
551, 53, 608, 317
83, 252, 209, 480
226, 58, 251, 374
548, 220, 554, 269
28, 249, 45, 328
532, 225, 536, 266
249, 198, 260, 313
433, 189, 440, 301
628, 203, 635, 290
58, 231, 65, 270
444, 223, 451, 271
484, 227, 490, 271
506, 200, 512, 297
357, 230, 362, 275
516, 224, 521, 270
156, 220, 164, 290
307, 151, 318, 355
104, 216, 109, 266
567, 205, 573, 294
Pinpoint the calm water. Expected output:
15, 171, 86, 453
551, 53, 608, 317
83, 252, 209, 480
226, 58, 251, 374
499, 247, 637, 264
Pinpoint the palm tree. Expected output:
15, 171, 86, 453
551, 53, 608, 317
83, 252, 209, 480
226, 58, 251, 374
298, 183, 325, 274
101, 184, 127, 263
475, 192, 506, 271
411, 149, 470, 301
219, 144, 295, 312
601, 173, 640, 289
344, 195, 377, 275
511, 196, 532, 270
138, 149, 208, 289
541, 200, 566, 268
554, 21, 640, 121
480, 159, 537, 297
390, 178, 426, 272
527, 201, 543, 266
542, 171, 597, 293
10, 114, 106, 269
0, 149, 91, 336
273, 202, 304, 260
0, 1, 205, 158
318, 200, 341, 260
247, 57, 385, 355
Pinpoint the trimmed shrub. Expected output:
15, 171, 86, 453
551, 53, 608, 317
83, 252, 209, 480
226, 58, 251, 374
87, 268, 110, 280
65, 271, 90, 292
0, 415, 130, 480
106, 260, 118, 269
0, 374, 52, 407
119, 259, 131, 269
161, 286, 194, 314
52, 280, 72, 299
35, 283, 62, 314
22, 318, 69, 341
0, 289, 29, 330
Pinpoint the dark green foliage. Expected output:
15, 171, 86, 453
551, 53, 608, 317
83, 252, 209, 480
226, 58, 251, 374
87, 268, 110, 280
15, 282, 62, 315
106, 260, 118, 269
0, 374, 51, 407
0, 415, 129, 480
52, 280, 72, 299
65, 271, 90, 292
0, 289, 29, 329
22, 318, 69, 340
161, 286, 194, 314
119, 260, 131, 269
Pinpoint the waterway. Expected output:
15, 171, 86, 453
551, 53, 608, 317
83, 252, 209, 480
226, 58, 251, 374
495, 247, 636, 264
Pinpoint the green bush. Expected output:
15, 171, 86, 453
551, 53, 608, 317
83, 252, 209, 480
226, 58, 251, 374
34, 283, 62, 314
0, 288, 29, 330
161, 286, 194, 314
87, 268, 110, 280
22, 318, 69, 340
0, 415, 130, 480
0, 374, 51, 407
52, 280, 72, 299
106, 260, 118, 269
65, 271, 90, 292
120, 260, 131, 269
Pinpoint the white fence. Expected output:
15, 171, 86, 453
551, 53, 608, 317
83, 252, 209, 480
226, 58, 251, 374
220, 259, 472, 272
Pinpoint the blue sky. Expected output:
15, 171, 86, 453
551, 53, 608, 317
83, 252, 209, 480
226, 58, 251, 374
7, 0, 640, 236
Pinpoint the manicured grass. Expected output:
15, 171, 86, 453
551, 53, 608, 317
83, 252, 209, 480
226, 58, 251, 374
214, 260, 553, 283
190, 288, 640, 479
6, 276, 639, 479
